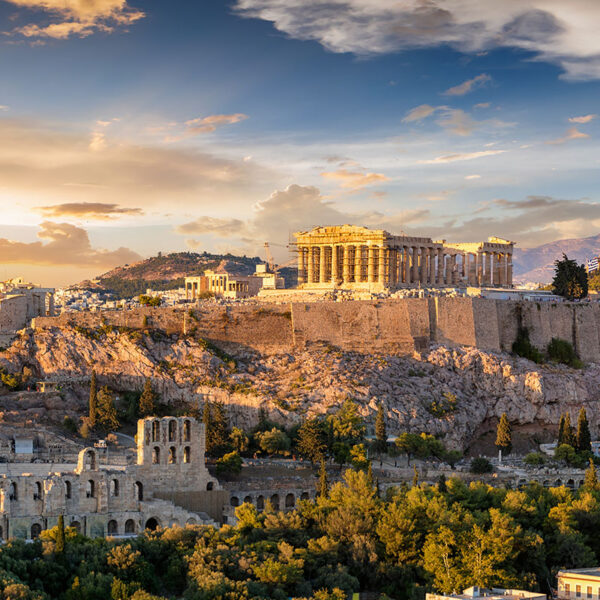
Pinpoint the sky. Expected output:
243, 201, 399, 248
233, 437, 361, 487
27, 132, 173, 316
1, 0, 600, 286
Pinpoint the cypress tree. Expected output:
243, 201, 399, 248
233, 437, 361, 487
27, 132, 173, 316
367, 461, 374, 487
55, 514, 65, 554
138, 378, 156, 417
412, 464, 419, 487
558, 414, 566, 446
495, 413, 512, 455
96, 386, 119, 432
317, 459, 328, 497
89, 370, 98, 427
584, 458, 600, 491
576, 407, 592, 453
375, 401, 387, 454
563, 412, 575, 447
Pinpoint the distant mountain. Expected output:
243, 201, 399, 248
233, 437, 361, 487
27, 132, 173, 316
513, 234, 600, 283
79, 252, 263, 298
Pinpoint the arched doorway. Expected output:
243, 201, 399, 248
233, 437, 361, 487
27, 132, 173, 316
145, 517, 159, 531
270, 494, 280, 510
124, 519, 136, 534
257, 495, 264, 510
31, 523, 42, 539
285, 493, 295, 508
135, 481, 143, 501
70, 520, 81, 533
107, 520, 118, 535
300, 492, 310, 501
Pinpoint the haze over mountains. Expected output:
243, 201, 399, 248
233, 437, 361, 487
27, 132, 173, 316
513, 234, 600, 283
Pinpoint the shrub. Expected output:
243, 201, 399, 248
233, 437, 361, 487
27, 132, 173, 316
63, 416, 77, 434
547, 338, 583, 368
216, 451, 243, 476
524, 451, 546, 466
512, 327, 543, 363
426, 392, 458, 417
470, 457, 493, 474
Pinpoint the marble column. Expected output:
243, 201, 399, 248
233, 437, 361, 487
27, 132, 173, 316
297, 247, 305, 285
367, 246, 375, 283
498, 254, 505, 287
445, 254, 452, 284
484, 252, 492, 286
331, 245, 338, 285
319, 246, 327, 284
428, 248, 435, 285
354, 245, 362, 283
403, 247, 410, 284
475, 252, 482, 286
507, 253, 513, 287
307, 247, 314, 284
343, 245, 351, 283
412, 247, 419, 283
437, 249, 444, 285
379, 246, 386, 285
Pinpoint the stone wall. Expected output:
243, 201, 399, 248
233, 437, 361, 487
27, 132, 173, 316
31, 299, 600, 362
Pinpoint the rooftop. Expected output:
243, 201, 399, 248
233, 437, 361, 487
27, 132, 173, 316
558, 569, 600, 579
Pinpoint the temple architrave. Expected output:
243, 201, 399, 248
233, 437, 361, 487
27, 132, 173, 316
294, 225, 514, 291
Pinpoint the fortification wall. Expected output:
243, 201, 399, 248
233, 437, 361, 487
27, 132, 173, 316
31, 299, 600, 363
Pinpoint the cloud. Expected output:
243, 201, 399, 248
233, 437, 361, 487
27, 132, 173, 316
0, 221, 141, 267
34, 202, 143, 220
0, 106, 9, 112
443, 73, 491, 96
402, 104, 437, 123
435, 108, 480, 136
465, 174, 481, 180
474, 102, 491, 109
7, 0, 144, 39
233, 0, 600, 80
0, 116, 276, 211
545, 126, 590, 145
177, 184, 429, 259
164, 113, 249, 142
568, 114, 597, 124
320, 168, 389, 190
418, 150, 506, 164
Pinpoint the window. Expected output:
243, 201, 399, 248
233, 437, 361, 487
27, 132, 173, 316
152, 420, 160, 442
34, 482, 42, 500
111, 479, 119, 497
135, 481, 143, 501
125, 519, 136, 534
587, 587, 592, 599
577, 585, 581, 597
183, 446, 191, 463
65, 481, 72, 499
9, 482, 17, 501
169, 446, 177, 464
168, 420, 177, 442
86, 480, 95, 498
152, 446, 160, 464
565, 584, 570, 596
183, 420, 191, 442
107, 520, 118, 535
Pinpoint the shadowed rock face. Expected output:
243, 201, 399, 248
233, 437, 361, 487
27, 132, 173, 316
1, 325, 598, 451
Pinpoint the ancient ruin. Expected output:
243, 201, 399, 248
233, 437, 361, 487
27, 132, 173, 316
294, 225, 514, 291
0, 416, 222, 540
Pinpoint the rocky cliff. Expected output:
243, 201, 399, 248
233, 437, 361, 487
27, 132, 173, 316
0, 325, 597, 450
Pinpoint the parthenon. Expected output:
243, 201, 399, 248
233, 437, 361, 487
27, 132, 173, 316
294, 225, 514, 290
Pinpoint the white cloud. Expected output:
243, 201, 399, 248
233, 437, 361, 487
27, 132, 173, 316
568, 114, 597, 124
418, 150, 506, 164
465, 174, 481, 179
320, 168, 389, 190
165, 113, 248, 142
443, 73, 491, 96
234, 0, 600, 80
545, 126, 590, 145
402, 104, 437, 123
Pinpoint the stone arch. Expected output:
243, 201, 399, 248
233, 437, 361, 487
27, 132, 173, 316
186, 518, 196, 525
9, 482, 17, 501
206, 481, 214, 491
124, 519, 136, 534
152, 446, 160, 464
183, 419, 191, 442
34, 481, 42, 500
170, 519, 179, 527
257, 495, 264, 510
86, 480, 95, 498
135, 481, 143, 501
555, 479, 562, 487
568, 479, 575, 489
579, 479, 585, 488
30, 523, 42, 539
65, 481, 72, 499
169, 446, 177, 464
168, 420, 177, 442
70, 520, 81, 533
270, 494, 280, 510
77, 448, 97, 473
151, 420, 160, 442
518, 479, 527, 487
107, 520, 118, 535
111, 479, 119, 497
230, 496, 239, 507
543, 480, 550, 487
285, 493, 295, 508
145, 517, 159, 531
244, 495, 252, 504
300, 491, 309, 501
183, 446, 191, 463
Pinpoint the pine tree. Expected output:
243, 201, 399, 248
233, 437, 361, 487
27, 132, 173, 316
495, 413, 512, 455
438, 473, 447, 493
138, 378, 156, 418
96, 386, 119, 432
297, 418, 326, 464
576, 407, 592, 453
55, 514, 65, 554
317, 459, 329, 497
584, 458, 600, 491
89, 370, 98, 427
412, 464, 419, 487
558, 413, 566, 446
204, 401, 229, 456
374, 401, 387, 454
563, 412, 575, 447
366, 461, 374, 487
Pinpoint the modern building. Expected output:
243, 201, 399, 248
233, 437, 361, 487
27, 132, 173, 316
294, 225, 514, 292
558, 568, 600, 599
426, 586, 545, 600
587, 257, 599, 275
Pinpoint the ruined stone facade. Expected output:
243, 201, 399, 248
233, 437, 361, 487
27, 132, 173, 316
0, 417, 221, 540
294, 225, 514, 291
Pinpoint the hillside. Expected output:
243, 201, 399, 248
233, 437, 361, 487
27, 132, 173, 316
513, 233, 600, 283
79, 251, 263, 298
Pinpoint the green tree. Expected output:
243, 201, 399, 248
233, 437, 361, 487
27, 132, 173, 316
55, 514, 65, 554
374, 401, 387, 454
203, 400, 230, 456
138, 378, 156, 418
412, 465, 419, 487
395, 432, 426, 465
552, 253, 588, 300
563, 412, 575, 447
350, 443, 369, 471
470, 457, 493, 474
584, 458, 600, 491
230, 427, 249, 454
96, 386, 119, 432
216, 451, 243, 476
297, 418, 327, 464
495, 412, 512, 456
89, 370, 98, 427
558, 413, 566, 445
576, 407, 592, 453
329, 398, 365, 443
256, 428, 291, 455
317, 459, 329, 497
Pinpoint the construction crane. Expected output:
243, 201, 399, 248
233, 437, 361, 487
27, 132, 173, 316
264, 242, 296, 277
